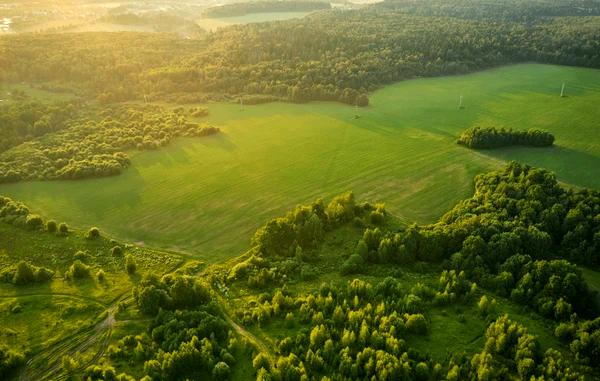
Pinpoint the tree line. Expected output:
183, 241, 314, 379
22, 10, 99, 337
457, 126, 555, 149
1, 3, 599, 105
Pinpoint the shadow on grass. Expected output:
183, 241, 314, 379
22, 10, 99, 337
472, 145, 600, 190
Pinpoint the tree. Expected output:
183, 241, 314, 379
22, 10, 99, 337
125, 255, 137, 274
58, 222, 69, 234
212, 361, 230, 379
13, 261, 34, 285
87, 227, 100, 239
46, 219, 57, 233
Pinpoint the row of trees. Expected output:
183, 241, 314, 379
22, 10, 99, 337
0, 260, 54, 285
2, 4, 599, 105
457, 126, 555, 149
0, 103, 220, 183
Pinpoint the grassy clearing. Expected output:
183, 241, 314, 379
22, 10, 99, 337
2, 64, 600, 262
196, 11, 311, 31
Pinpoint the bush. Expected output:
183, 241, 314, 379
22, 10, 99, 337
66, 260, 91, 279
25, 214, 43, 230
73, 250, 89, 261
87, 227, 100, 239
125, 254, 137, 274
340, 254, 364, 275
34, 267, 54, 283
212, 361, 230, 379
58, 222, 69, 234
46, 219, 57, 233
111, 246, 123, 257
13, 261, 34, 285
252, 353, 271, 371
405, 314, 428, 334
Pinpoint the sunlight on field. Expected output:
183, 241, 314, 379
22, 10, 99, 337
2, 64, 600, 262
196, 11, 311, 31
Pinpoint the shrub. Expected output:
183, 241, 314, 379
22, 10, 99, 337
46, 219, 57, 233
125, 255, 137, 274
73, 250, 89, 261
66, 260, 91, 279
405, 314, 428, 334
252, 353, 271, 371
25, 214, 43, 230
87, 227, 100, 239
340, 254, 364, 275
212, 361, 230, 379
34, 267, 54, 283
13, 261, 34, 285
111, 246, 123, 257
58, 222, 69, 234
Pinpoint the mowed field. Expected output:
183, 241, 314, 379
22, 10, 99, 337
3, 64, 600, 261
196, 11, 311, 31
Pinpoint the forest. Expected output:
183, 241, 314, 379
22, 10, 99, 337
1, 4, 599, 105
2, 0, 600, 380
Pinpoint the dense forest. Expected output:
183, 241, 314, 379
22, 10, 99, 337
202, 1, 331, 18
1, 3, 599, 105
457, 127, 555, 149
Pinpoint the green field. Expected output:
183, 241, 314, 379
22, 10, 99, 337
3, 64, 600, 261
196, 11, 311, 31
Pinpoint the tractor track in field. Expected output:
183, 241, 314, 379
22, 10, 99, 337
17, 297, 121, 381
15, 259, 186, 380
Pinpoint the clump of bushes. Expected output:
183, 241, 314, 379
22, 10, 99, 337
1, 260, 55, 285
125, 254, 137, 274
65, 260, 91, 280
87, 227, 100, 239
457, 126, 554, 149
111, 246, 123, 257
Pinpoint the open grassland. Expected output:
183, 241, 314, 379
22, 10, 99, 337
2, 64, 600, 261
196, 11, 311, 31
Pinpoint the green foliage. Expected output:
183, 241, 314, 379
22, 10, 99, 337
65, 260, 91, 280
4, 5, 600, 106
0, 345, 25, 377
457, 126, 555, 149
134, 274, 212, 315
46, 219, 57, 233
252, 194, 370, 259
125, 254, 137, 274
9, 260, 54, 285
58, 222, 69, 234
111, 246, 123, 257
0, 104, 220, 183
87, 227, 101, 239
25, 214, 43, 230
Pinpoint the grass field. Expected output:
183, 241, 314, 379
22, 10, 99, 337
196, 11, 311, 31
2, 64, 600, 261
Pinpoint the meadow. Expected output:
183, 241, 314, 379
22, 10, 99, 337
196, 11, 312, 31
2, 63, 600, 262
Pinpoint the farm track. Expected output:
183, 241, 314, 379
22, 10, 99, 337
15, 260, 186, 380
